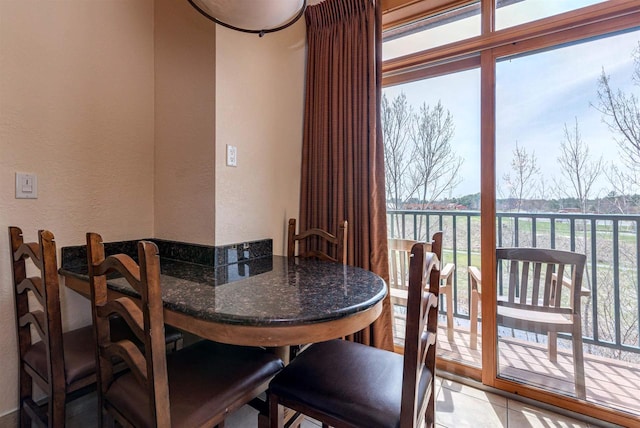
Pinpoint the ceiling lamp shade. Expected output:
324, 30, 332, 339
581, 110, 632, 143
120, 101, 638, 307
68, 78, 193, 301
187, 0, 307, 37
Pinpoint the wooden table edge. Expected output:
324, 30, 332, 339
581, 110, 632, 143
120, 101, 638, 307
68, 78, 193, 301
63, 273, 385, 347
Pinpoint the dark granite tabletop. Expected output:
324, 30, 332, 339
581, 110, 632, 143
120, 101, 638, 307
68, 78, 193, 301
60, 255, 387, 328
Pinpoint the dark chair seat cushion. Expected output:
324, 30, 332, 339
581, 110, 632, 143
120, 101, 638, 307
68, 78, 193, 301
24, 325, 96, 386
269, 339, 432, 428
105, 340, 284, 428
23, 317, 181, 386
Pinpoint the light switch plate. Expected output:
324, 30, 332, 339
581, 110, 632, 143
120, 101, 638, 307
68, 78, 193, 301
16, 172, 38, 199
226, 144, 237, 167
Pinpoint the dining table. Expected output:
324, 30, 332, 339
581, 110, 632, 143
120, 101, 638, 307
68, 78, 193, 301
59, 251, 387, 364
60, 246, 387, 427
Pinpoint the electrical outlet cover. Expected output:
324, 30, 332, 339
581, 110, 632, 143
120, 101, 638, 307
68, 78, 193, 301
226, 145, 237, 167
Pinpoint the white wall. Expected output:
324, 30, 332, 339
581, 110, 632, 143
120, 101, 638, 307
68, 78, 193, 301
215, 23, 305, 253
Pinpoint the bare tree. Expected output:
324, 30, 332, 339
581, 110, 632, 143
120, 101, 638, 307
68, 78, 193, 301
502, 141, 540, 212
595, 42, 640, 211
382, 92, 414, 210
604, 163, 639, 214
410, 101, 463, 241
411, 101, 463, 210
594, 42, 640, 174
556, 118, 603, 213
537, 175, 551, 203
382, 93, 462, 240
556, 118, 603, 334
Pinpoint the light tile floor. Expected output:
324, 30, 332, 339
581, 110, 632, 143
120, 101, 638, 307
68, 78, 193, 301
0, 377, 610, 427
434, 378, 603, 428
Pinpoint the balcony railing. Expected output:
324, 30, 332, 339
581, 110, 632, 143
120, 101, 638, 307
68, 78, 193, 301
387, 209, 640, 362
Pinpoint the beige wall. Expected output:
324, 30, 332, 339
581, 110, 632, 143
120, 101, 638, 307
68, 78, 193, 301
0, 0, 155, 415
215, 23, 305, 253
0, 0, 305, 417
154, 0, 216, 245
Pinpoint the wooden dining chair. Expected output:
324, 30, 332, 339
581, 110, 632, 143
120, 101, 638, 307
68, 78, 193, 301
86, 232, 284, 427
11, 227, 92, 427
287, 218, 348, 358
9, 227, 184, 428
496, 247, 587, 399
287, 218, 347, 264
269, 242, 440, 428
388, 232, 455, 343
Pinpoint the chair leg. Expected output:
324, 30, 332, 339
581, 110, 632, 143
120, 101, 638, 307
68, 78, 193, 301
470, 289, 479, 350
18, 368, 32, 428
269, 393, 284, 428
102, 414, 114, 428
445, 286, 454, 342
258, 411, 269, 428
572, 324, 586, 399
548, 331, 558, 362
19, 407, 30, 428
425, 381, 435, 428
548, 278, 558, 362
50, 390, 66, 428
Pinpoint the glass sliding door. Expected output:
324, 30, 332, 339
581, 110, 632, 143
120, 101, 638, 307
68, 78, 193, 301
382, 62, 482, 368
494, 27, 640, 414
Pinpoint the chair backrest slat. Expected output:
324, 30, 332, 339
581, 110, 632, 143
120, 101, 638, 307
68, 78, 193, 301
287, 218, 347, 264
388, 232, 442, 293
388, 238, 419, 291
87, 233, 171, 427
400, 242, 439, 428
10, 226, 67, 426
554, 263, 566, 307
16, 277, 44, 306
531, 262, 541, 305
497, 247, 586, 314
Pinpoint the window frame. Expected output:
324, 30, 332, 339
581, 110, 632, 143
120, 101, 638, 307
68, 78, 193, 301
381, 1, 640, 425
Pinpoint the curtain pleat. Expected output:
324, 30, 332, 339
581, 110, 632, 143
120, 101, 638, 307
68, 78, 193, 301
301, 0, 393, 351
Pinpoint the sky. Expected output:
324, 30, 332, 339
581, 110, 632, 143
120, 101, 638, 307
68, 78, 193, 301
382, 0, 639, 199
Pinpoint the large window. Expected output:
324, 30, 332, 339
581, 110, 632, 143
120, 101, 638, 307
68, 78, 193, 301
382, 0, 640, 424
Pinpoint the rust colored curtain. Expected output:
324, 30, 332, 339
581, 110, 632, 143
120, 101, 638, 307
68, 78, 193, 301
301, 0, 393, 351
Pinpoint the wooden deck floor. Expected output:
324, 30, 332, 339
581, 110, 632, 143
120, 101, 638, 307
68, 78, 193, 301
394, 317, 640, 417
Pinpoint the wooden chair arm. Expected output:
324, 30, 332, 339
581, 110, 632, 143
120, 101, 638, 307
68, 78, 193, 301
551, 272, 590, 297
468, 266, 482, 292
440, 263, 455, 279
